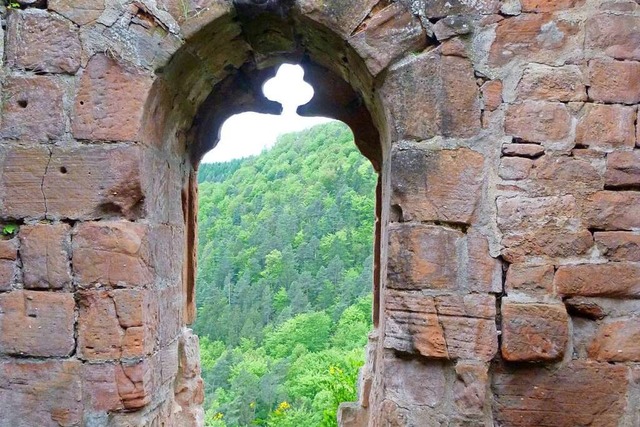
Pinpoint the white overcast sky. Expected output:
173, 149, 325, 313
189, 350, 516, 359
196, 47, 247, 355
201, 64, 334, 163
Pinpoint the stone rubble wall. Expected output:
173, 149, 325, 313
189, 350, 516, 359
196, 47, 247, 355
0, 0, 638, 426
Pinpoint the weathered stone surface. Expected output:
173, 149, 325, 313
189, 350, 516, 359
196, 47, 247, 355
492, 361, 629, 427
588, 59, 640, 105
383, 355, 447, 407
0, 146, 49, 218
505, 101, 571, 143
349, 3, 426, 76
385, 290, 497, 361
0, 360, 83, 427
82, 363, 123, 413
499, 157, 533, 180
433, 15, 472, 41
497, 195, 593, 262
564, 297, 606, 320
595, 231, 640, 262
588, 319, 640, 362
382, 52, 481, 140
605, 151, 640, 189
585, 14, 640, 61
453, 362, 488, 416
521, 0, 584, 12
19, 223, 71, 290
465, 229, 502, 293
49, 0, 105, 25
0, 291, 75, 357
116, 360, 154, 409
0, 239, 18, 291
501, 143, 545, 158
297, 0, 378, 38
575, 104, 636, 150
6, 9, 81, 74
516, 64, 586, 102
527, 153, 604, 197
73, 54, 152, 142
481, 80, 502, 111
387, 224, 461, 290
0, 76, 65, 141
73, 222, 153, 288
421, 0, 500, 18
391, 147, 484, 224
501, 301, 569, 362
490, 14, 581, 66
555, 263, 640, 298
44, 145, 145, 220
582, 191, 640, 230
505, 264, 554, 296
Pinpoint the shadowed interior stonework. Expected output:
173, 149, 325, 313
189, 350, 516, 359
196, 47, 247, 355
0, 0, 639, 426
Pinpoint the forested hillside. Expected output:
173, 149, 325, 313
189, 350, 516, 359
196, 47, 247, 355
195, 122, 377, 426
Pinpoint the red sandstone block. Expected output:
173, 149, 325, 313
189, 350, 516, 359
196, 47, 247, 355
555, 262, 640, 298
588, 319, 640, 362
0, 75, 65, 141
387, 224, 462, 290
453, 362, 488, 416
0, 290, 75, 357
501, 301, 569, 362
0, 360, 83, 426
423, 0, 500, 18
390, 147, 484, 224
582, 191, 640, 231
527, 152, 604, 197
575, 104, 636, 150
348, 3, 426, 76
605, 151, 640, 189
585, 14, 640, 61
595, 231, 640, 262
49, 0, 105, 25
441, 56, 482, 138
505, 101, 571, 143
82, 363, 123, 412
501, 143, 544, 158
505, 264, 554, 296
116, 360, 154, 409
481, 80, 502, 111
497, 195, 593, 262
516, 64, 586, 102
0, 239, 18, 291
19, 223, 71, 290
0, 146, 49, 218
72, 54, 152, 142
5, 9, 81, 74
73, 221, 154, 288
499, 157, 532, 180
521, 0, 584, 12
492, 361, 628, 426
588, 59, 640, 105
465, 229, 502, 293
77, 289, 157, 361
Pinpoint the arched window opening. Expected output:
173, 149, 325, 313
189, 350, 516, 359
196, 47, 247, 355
193, 65, 378, 426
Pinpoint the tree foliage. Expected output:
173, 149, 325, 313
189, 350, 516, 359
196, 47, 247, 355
195, 122, 376, 426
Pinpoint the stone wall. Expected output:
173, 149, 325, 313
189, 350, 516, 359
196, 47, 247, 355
0, 0, 638, 426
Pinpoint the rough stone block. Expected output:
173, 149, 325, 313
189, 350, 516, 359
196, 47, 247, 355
588, 59, 640, 105
421, 0, 500, 18
453, 362, 488, 416
505, 101, 571, 143
72, 54, 152, 142
582, 191, 640, 230
605, 151, 640, 189
585, 14, 640, 61
297, 0, 378, 38
383, 355, 447, 408
588, 319, 640, 362
575, 104, 636, 150
501, 301, 569, 362
6, 9, 81, 74
505, 264, 554, 296
555, 262, 640, 298
0, 239, 18, 292
348, 3, 426, 76
385, 290, 497, 361
492, 361, 628, 427
391, 147, 484, 224
19, 223, 71, 290
387, 224, 462, 291
499, 157, 532, 180
73, 222, 154, 288
0, 146, 49, 218
489, 14, 581, 67
82, 363, 123, 413
497, 195, 593, 262
0, 291, 75, 357
516, 64, 586, 102
0, 360, 83, 427
49, 0, 105, 25
0, 75, 65, 141
595, 231, 640, 262
382, 52, 481, 140
78, 289, 157, 361
481, 80, 502, 111
527, 153, 603, 197
465, 229, 502, 293
521, 0, 584, 12
501, 143, 544, 158
116, 360, 155, 409
158, 0, 232, 39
